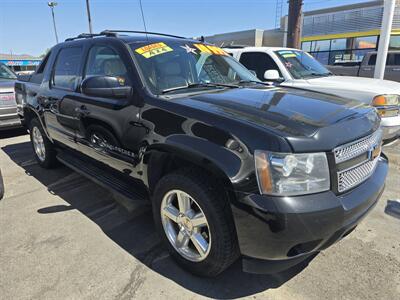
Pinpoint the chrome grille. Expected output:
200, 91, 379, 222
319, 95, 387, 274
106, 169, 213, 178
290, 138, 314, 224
337, 157, 379, 193
334, 130, 382, 164
334, 129, 382, 193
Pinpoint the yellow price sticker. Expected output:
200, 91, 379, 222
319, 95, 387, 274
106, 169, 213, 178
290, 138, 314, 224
193, 44, 227, 55
135, 42, 173, 58
282, 53, 297, 58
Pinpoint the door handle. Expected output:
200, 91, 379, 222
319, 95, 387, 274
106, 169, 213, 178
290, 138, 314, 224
75, 105, 90, 117
393, 68, 400, 71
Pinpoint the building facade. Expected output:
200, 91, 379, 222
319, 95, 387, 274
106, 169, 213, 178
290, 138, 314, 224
204, 28, 284, 48
204, 0, 400, 65
0, 54, 42, 74
301, 0, 400, 64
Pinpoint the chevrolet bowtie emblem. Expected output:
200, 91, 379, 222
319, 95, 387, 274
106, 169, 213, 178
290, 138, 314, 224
368, 144, 381, 161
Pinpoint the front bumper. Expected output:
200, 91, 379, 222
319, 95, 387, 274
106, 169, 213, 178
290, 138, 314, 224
381, 114, 400, 141
231, 155, 388, 274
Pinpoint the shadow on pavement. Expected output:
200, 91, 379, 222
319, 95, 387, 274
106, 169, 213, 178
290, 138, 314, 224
0, 127, 28, 139
1, 141, 314, 299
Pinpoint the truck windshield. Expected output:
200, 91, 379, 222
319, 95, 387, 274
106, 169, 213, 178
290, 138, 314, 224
130, 41, 259, 95
275, 50, 332, 79
0, 64, 17, 80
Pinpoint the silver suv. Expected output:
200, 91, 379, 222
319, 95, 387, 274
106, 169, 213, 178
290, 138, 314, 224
0, 63, 20, 130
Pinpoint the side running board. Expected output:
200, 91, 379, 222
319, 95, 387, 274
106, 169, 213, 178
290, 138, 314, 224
57, 151, 149, 205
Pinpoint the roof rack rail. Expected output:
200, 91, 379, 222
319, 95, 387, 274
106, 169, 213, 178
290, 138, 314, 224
65, 32, 117, 42
100, 30, 187, 40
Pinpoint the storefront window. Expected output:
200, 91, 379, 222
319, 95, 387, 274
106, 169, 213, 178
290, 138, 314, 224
330, 38, 348, 50
329, 50, 352, 64
312, 40, 331, 52
354, 36, 377, 49
352, 49, 371, 62
301, 41, 312, 52
389, 36, 400, 50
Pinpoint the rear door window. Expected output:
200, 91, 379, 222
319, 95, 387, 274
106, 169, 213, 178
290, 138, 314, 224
52, 47, 82, 90
368, 54, 393, 66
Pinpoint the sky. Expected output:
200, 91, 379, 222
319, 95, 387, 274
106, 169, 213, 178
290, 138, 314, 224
0, 0, 370, 57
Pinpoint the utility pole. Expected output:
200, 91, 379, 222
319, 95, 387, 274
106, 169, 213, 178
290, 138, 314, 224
47, 2, 59, 44
374, 0, 395, 79
86, 0, 93, 34
287, 0, 303, 49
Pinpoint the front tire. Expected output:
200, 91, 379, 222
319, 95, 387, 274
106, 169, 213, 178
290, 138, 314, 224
152, 169, 239, 277
29, 118, 58, 168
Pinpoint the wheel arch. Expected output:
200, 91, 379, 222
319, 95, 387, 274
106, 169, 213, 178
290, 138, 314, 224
23, 106, 52, 141
143, 141, 242, 200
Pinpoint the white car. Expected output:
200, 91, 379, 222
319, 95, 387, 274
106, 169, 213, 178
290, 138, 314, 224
225, 46, 400, 142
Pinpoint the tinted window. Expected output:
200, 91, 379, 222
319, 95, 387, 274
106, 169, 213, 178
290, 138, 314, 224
0, 63, 17, 80
85, 46, 128, 79
52, 47, 82, 90
239, 52, 280, 81
36, 52, 51, 74
394, 54, 400, 65
130, 42, 258, 95
368, 55, 377, 66
368, 54, 391, 66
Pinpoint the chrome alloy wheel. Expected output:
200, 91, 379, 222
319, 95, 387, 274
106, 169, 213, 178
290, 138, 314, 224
32, 126, 46, 162
160, 190, 211, 262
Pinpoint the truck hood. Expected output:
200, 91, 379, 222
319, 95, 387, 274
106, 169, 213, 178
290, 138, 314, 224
178, 87, 380, 151
291, 76, 400, 104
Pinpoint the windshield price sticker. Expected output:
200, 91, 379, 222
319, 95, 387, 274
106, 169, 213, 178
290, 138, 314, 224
282, 53, 297, 58
278, 50, 297, 58
135, 42, 173, 58
193, 44, 227, 55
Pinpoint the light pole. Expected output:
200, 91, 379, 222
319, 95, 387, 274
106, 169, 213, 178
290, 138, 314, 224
48, 2, 59, 44
86, 0, 93, 34
374, 0, 396, 79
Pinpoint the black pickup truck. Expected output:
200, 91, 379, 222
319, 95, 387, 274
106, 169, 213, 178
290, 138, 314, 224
15, 31, 388, 277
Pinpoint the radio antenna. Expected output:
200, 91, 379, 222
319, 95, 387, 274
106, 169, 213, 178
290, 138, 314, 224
138, 0, 149, 41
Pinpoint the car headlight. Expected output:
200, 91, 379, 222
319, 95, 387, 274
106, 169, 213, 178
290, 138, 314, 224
372, 95, 400, 117
254, 151, 330, 196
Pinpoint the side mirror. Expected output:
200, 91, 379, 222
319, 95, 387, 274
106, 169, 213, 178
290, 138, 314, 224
81, 76, 133, 99
264, 69, 282, 82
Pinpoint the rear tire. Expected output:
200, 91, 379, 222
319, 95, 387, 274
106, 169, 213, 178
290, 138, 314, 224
152, 169, 239, 277
29, 118, 58, 168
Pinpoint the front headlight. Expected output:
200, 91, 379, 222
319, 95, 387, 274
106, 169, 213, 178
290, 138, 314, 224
372, 95, 400, 117
255, 151, 330, 196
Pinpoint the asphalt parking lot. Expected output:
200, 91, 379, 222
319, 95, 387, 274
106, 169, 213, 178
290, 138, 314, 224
0, 129, 399, 300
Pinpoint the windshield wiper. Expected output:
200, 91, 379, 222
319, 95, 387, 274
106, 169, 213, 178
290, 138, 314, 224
306, 72, 333, 78
238, 80, 271, 86
161, 82, 239, 94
